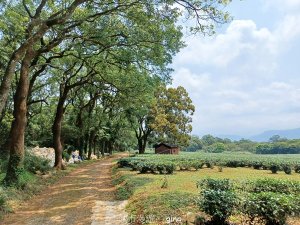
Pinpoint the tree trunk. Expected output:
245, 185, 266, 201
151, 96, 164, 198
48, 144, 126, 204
78, 136, 84, 158
138, 139, 144, 154
52, 87, 68, 170
108, 141, 113, 155
101, 141, 105, 157
4, 50, 33, 185
84, 133, 89, 156
88, 131, 95, 160
138, 132, 149, 154
93, 136, 96, 156
88, 143, 92, 159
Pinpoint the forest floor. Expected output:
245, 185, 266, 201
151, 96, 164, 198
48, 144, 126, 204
0, 154, 128, 225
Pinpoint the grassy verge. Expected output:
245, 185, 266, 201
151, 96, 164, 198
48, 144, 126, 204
112, 166, 155, 200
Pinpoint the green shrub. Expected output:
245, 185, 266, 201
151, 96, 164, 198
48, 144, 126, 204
62, 151, 70, 162
250, 178, 300, 195
205, 161, 214, 169
0, 160, 8, 174
244, 192, 296, 225
252, 161, 263, 170
282, 164, 292, 175
197, 179, 238, 224
0, 191, 6, 212
218, 166, 223, 172
197, 178, 233, 191
165, 164, 175, 174
116, 185, 133, 200
17, 171, 36, 190
192, 161, 204, 170
0, 188, 12, 214
118, 158, 128, 167
269, 164, 280, 174
137, 162, 151, 174
24, 152, 52, 174
225, 160, 240, 168
295, 164, 300, 173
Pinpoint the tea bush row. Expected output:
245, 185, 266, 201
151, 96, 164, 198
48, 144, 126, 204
197, 178, 300, 225
118, 154, 300, 174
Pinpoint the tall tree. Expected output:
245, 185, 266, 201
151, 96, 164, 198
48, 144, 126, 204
152, 86, 195, 146
128, 85, 195, 153
1, 0, 231, 185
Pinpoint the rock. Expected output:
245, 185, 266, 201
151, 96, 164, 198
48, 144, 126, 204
41, 174, 51, 179
90, 154, 98, 160
35, 170, 42, 175
29, 147, 55, 167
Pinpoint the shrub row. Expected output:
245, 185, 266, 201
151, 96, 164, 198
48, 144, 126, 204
118, 155, 300, 175
197, 178, 300, 225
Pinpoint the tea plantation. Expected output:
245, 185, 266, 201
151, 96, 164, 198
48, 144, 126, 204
115, 152, 300, 225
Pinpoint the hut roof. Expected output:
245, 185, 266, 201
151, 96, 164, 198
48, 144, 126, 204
153, 143, 178, 148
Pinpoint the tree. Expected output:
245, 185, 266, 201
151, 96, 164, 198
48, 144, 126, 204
1, 0, 231, 185
151, 86, 195, 146
183, 135, 203, 152
269, 135, 287, 143
127, 84, 195, 153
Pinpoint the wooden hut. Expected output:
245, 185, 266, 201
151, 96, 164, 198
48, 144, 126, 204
154, 143, 180, 154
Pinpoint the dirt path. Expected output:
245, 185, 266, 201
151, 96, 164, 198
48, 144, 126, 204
0, 155, 128, 225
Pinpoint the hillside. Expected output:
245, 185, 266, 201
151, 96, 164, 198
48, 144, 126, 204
250, 128, 300, 142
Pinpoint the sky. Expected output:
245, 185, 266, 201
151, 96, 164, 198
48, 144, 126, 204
171, 0, 300, 137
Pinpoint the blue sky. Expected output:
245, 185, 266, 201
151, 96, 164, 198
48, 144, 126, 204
171, 0, 300, 137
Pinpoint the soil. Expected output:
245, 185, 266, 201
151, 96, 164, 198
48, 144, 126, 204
0, 155, 128, 225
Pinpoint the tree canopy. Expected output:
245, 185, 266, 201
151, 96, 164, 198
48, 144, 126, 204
0, 0, 232, 185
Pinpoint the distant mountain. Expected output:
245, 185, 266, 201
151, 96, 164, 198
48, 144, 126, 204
249, 128, 300, 142
217, 134, 243, 141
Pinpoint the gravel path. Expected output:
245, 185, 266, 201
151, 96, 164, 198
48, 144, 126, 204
0, 155, 128, 225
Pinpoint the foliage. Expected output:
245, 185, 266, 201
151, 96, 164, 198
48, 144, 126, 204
184, 134, 300, 155
242, 178, 300, 225
197, 178, 238, 224
244, 192, 298, 225
24, 152, 52, 174
150, 86, 195, 147
127, 191, 197, 223
256, 141, 300, 154
0, 0, 232, 186
113, 169, 154, 200
118, 152, 300, 175
269, 164, 280, 174
62, 151, 70, 162
117, 157, 300, 225
0, 187, 12, 215
183, 135, 203, 151
0, 113, 13, 147
282, 164, 292, 175
248, 178, 300, 195
295, 164, 300, 173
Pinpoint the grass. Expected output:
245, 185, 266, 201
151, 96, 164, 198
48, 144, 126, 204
114, 165, 300, 224
112, 167, 154, 200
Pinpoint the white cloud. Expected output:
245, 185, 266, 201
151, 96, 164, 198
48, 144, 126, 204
175, 20, 276, 68
171, 3, 300, 136
275, 14, 300, 44
171, 63, 300, 136
171, 68, 212, 92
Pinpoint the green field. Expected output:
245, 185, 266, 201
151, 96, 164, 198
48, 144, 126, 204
115, 153, 300, 225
